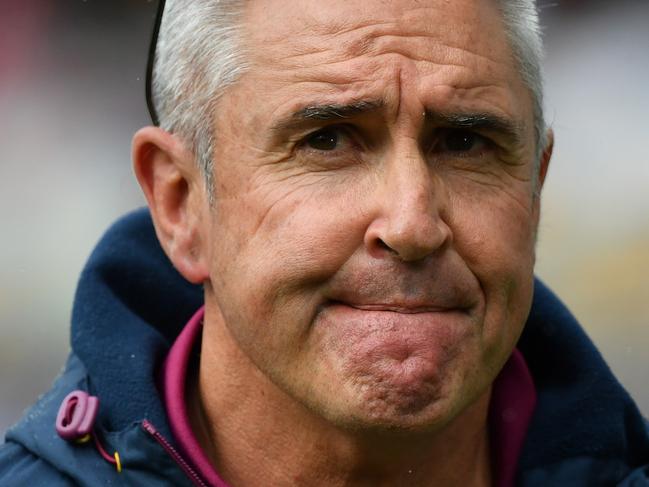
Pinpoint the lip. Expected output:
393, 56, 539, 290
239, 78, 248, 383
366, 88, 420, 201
331, 301, 458, 314
327, 300, 468, 315
318, 301, 475, 344
324, 278, 478, 317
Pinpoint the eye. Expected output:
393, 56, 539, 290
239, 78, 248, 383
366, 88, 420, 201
305, 127, 342, 151
435, 129, 489, 154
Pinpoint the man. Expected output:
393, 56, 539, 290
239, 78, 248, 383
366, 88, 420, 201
1, 0, 647, 485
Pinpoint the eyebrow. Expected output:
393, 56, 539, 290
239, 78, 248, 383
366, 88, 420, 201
271, 100, 384, 132
270, 100, 524, 144
429, 112, 525, 144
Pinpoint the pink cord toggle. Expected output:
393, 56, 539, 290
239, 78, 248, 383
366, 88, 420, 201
55, 390, 99, 441
55, 390, 122, 473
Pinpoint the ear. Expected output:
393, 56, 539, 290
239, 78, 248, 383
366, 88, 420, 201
132, 126, 210, 284
536, 128, 554, 193
531, 128, 554, 242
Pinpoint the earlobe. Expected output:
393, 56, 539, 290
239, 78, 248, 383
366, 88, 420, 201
132, 127, 210, 284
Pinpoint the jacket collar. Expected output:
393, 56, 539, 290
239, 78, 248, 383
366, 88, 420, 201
9, 208, 648, 485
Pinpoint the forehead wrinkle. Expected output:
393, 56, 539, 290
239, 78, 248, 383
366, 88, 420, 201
241, 0, 534, 146
422, 81, 524, 113
245, 1, 521, 103
249, 0, 515, 70
265, 26, 513, 80
278, 64, 521, 124
255, 29, 519, 110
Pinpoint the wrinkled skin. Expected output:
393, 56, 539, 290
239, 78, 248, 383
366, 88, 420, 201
205, 0, 541, 431
136, 0, 552, 484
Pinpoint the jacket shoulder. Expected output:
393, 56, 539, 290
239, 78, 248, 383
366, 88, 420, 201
0, 440, 75, 486
617, 465, 649, 486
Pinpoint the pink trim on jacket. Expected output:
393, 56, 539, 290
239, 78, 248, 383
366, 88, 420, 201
163, 306, 229, 487
489, 348, 537, 487
163, 306, 536, 487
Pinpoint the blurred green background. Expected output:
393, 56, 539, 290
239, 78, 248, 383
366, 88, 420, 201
1, 0, 647, 437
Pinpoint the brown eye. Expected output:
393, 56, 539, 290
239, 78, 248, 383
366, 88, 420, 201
306, 128, 340, 151
442, 130, 481, 152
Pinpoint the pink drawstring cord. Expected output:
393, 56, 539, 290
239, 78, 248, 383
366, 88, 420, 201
93, 432, 122, 473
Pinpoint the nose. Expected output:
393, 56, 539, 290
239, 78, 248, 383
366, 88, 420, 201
364, 149, 452, 262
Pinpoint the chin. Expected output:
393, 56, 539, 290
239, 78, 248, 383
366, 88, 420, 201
321, 393, 461, 438
308, 363, 483, 438
306, 307, 488, 427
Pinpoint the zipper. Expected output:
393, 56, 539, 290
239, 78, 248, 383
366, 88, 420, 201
142, 419, 209, 487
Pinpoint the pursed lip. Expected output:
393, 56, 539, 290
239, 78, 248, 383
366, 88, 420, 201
328, 300, 466, 315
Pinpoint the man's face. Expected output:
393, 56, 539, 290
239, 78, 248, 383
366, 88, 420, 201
203, 0, 541, 432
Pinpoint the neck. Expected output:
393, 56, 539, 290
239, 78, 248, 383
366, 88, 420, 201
188, 301, 493, 487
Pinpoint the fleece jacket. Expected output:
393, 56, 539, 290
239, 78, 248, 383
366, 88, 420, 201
1, 208, 648, 486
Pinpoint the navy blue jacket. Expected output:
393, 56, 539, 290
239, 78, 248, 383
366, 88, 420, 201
1, 209, 648, 486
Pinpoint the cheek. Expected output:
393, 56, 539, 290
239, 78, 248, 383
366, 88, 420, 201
207, 176, 370, 354
450, 189, 537, 346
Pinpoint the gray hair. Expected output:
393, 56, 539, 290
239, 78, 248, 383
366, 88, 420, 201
152, 0, 247, 193
151, 0, 546, 190
497, 0, 547, 179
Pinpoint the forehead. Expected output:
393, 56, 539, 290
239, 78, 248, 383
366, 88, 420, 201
246, 0, 509, 56
236, 0, 531, 130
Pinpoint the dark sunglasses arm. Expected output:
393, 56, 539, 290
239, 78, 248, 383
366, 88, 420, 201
146, 0, 166, 127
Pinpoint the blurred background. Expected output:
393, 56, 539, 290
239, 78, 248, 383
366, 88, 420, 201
1, 0, 647, 438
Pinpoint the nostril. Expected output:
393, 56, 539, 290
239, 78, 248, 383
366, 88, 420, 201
376, 238, 393, 253
364, 213, 451, 262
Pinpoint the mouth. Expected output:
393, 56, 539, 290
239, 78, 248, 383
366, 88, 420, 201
315, 300, 477, 381
328, 301, 462, 315
318, 300, 474, 336
323, 278, 478, 318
